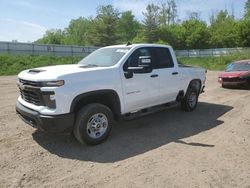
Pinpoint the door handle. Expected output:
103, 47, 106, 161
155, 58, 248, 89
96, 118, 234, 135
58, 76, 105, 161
172, 72, 178, 75
150, 74, 158, 78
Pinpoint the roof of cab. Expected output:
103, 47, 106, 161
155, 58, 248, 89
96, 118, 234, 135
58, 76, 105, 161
103, 43, 172, 49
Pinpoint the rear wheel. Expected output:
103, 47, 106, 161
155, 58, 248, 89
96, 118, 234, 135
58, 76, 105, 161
73, 103, 113, 145
181, 87, 198, 112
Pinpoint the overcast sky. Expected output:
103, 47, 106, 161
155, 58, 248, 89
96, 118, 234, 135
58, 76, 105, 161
0, 0, 246, 42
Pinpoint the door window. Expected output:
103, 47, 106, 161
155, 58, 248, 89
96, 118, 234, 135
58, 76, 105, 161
123, 48, 152, 70
153, 47, 174, 69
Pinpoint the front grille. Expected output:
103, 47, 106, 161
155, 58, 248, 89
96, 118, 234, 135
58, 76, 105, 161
222, 77, 243, 82
19, 88, 42, 105
18, 79, 44, 106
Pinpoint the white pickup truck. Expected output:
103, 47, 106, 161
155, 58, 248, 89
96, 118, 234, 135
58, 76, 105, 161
16, 44, 206, 145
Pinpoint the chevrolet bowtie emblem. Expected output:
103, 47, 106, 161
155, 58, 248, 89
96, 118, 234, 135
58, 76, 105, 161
18, 83, 26, 90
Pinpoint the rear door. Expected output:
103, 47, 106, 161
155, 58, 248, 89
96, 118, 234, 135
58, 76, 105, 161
152, 47, 180, 103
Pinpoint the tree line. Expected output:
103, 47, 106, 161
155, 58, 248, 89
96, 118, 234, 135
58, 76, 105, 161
36, 0, 250, 50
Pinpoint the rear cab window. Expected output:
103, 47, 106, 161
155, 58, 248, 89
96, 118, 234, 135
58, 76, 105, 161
152, 47, 174, 69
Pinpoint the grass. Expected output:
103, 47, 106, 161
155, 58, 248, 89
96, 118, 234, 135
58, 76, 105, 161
0, 52, 250, 75
178, 52, 250, 71
0, 55, 82, 75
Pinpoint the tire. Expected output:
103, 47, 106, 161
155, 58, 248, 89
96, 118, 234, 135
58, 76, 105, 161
73, 103, 113, 145
181, 87, 198, 112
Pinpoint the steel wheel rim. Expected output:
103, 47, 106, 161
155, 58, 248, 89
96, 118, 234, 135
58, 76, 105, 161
188, 92, 197, 108
86, 113, 108, 139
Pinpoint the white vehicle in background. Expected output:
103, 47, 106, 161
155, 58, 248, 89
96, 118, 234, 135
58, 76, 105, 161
16, 44, 206, 145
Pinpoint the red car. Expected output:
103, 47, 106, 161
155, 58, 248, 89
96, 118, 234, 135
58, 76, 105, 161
218, 60, 250, 88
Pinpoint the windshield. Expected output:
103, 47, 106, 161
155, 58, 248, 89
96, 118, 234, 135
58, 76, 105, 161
78, 47, 130, 67
226, 62, 250, 72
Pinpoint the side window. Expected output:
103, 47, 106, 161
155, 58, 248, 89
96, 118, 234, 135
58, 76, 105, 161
123, 48, 151, 70
153, 47, 174, 69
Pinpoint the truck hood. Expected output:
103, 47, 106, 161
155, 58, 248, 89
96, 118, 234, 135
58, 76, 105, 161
18, 64, 106, 81
218, 70, 250, 78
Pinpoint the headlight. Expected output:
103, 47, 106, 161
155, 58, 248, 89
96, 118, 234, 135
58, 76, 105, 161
218, 77, 222, 81
43, 80, 64, 87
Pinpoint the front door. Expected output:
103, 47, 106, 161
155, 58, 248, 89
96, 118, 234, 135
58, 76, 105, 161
121, 47, 161, 113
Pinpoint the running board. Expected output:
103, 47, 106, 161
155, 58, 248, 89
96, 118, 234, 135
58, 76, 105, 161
121, 101, 179, 121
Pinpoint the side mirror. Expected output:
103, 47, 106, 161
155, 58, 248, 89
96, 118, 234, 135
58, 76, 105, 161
127, 56, 152, 74
138, 56, 152, 67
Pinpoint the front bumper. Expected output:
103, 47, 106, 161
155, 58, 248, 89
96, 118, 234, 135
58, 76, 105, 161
16, 101, 74, 133
218, 77, 248, 86
220, 80, 247, 86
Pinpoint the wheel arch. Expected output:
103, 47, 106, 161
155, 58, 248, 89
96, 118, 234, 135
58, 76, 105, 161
70, 90, 121, 120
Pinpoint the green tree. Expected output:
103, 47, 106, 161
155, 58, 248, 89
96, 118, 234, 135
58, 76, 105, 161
117, 11, 140, 43
35, 2, 250, 50
158, 2, 170, 26
156, 25, 173, 45
209, 10, 238, 48
149, 23, 185, 49
158, 0, 177, 26
142, 3, 160, 43
182, 14, 209, 49
169, 0, 178, 25
188, 12, 200, 20
132, 30, 147, 43
89, 5, 119, 46
64, 17, 91, 45
244, 0, 250, 19
238, 19, 250, 47
36, 29, 65, 44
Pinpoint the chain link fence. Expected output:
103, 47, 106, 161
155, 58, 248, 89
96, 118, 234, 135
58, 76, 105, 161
175, 47, 250, 57
0, 41, 98, 57
0, 41, 249, 57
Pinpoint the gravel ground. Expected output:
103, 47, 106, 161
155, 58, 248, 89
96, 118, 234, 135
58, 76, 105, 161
0, 71, 249, 188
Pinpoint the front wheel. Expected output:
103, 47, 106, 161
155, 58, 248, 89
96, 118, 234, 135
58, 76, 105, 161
73, 103, 113, 145
181, 87, 198, 112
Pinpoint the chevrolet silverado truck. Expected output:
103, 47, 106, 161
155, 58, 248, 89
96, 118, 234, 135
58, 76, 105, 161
16, 44, 206, 145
